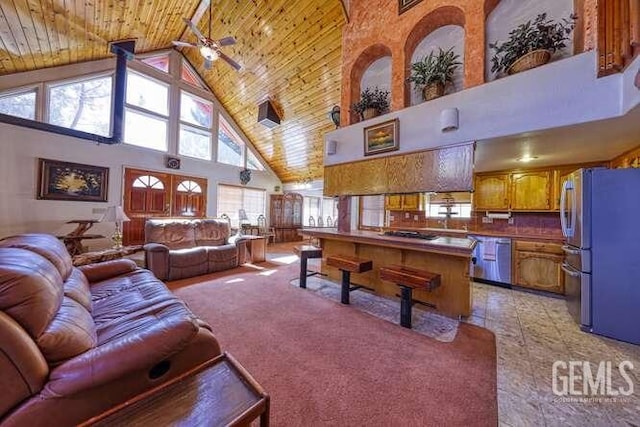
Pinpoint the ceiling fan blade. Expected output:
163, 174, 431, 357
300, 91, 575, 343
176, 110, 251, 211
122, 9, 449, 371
172, 41, 197, 48
182, 18, 206, 42
218, 52, 242, 71
204, 59, 213, 70
216, 36, 236, 47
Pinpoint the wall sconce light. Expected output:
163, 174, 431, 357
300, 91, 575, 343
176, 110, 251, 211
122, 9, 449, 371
440, 108, 459, 132
329, 106, 341, 128
326, 139, 337, 155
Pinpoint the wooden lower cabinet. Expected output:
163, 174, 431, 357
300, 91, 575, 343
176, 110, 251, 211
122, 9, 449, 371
513, 241, 564, 294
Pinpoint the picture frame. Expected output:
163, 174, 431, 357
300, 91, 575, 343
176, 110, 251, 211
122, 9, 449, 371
399, 0, 423, 14
363, 118, 400, 156
37, 158, 109, 202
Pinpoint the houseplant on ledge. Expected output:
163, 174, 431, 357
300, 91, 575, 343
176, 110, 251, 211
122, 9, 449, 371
490, 12, 577, 76
409, 46, 461, 101
351, 87, 390, 121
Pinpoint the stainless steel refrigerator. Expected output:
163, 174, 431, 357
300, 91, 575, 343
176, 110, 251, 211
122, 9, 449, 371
560, 167, 640, 345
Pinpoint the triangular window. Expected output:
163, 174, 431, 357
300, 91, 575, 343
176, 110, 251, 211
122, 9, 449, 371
141, 54, 170, 73
181, 60, 206, 88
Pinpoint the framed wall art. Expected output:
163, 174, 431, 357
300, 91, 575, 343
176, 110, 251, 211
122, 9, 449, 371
364, 118, 399, 156
37, 158, 109, 202
399, 0, 423, 14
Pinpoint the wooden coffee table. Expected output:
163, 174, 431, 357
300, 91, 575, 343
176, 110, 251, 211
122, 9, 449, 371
81, 352, 269, 426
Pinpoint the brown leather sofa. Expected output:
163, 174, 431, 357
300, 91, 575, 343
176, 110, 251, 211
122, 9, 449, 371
144, 218, 247, 281
0, 234, 221, 426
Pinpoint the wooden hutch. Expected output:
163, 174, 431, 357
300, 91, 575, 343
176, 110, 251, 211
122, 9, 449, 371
270, 192, 303, 242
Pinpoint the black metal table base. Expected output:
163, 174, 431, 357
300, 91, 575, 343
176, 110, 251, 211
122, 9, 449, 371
299, 256, 324, 288
399, 285, 413, 328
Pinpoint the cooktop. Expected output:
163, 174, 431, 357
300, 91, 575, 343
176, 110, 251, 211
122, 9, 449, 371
383, 230, 439, 240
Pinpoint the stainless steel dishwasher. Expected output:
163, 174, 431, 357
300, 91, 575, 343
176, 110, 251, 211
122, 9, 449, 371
469, 235, 512, 286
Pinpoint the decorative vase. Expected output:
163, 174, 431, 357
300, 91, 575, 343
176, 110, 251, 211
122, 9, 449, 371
362, 107, 379, 120
423, 82, 445, 101
507, 49, 552, 75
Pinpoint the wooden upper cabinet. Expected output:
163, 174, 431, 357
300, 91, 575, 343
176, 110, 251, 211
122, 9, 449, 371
384, 194, 403, 210
384, 193, 424, 211
474, 174, 510, 211
553, 168, 577, 211
510, 171, 552, 211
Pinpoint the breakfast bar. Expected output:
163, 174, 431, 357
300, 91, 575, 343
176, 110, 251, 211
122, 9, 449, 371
301, 228, 477, 318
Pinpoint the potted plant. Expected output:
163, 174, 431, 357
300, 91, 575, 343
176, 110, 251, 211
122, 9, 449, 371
409, 46, 461, 101
490, 12, 577, 76
351, 87, 390, 121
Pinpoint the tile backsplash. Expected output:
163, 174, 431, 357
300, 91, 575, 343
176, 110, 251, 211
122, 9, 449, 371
388, 210, 562, 238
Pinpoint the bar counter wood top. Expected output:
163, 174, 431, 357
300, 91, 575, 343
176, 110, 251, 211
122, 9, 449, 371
300, 228, 477, 317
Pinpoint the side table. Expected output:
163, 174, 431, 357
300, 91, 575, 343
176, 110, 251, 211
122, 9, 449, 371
243, 236, 266, 263
80, 352, 269, 427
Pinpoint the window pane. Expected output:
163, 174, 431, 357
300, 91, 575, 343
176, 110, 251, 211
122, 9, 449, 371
217, 184, 266, 227
247, 149, 265, 171
126, 71, 168, 115
141, 54, 169, 73
322, 198, 338, 222
48, 76, 112, 136
181, 61, 205, 88
124, 109, 167, 151
360, 195, 385, 228
179, 125, 212, 160
0, 90, 36, 120
218, 116, 244, 167
303, 197, 321, 226
180, 92, 212, 128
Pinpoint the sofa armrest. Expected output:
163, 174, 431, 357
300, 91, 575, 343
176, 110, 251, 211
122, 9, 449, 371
78, 259, 138, 284
46, 315, 210, 396
143, 243, 170, 281
227, 233, 245, 245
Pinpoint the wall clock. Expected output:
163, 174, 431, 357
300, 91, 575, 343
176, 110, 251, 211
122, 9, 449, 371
240, 168, 251, 185
166, 156, 181, 170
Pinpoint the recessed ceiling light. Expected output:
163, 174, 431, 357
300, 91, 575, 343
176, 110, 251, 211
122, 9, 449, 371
518, 155, 538, 162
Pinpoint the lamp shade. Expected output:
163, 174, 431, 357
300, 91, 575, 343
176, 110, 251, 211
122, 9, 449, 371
100, 206, 130, 222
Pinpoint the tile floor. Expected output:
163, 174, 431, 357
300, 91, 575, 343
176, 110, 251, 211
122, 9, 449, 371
277, 248, 640, 427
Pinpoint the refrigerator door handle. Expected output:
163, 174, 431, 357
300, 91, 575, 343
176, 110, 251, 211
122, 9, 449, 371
562, 245, 581, 255
561, 263, 580, 277
560, 180, 570, 237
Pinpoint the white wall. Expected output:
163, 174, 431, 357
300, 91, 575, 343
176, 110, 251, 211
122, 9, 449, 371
0, 121, 280, 250
361, 56, 392, 94
485, 0, 575, 81
325, 51, 627, 166
410, 25, 465, 106
622, 55, 640, 115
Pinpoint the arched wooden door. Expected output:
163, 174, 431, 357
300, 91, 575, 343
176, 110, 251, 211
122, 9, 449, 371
122, 168, 208, 245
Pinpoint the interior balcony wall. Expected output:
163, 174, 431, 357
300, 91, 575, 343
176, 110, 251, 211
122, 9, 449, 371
341, 0, 598, 126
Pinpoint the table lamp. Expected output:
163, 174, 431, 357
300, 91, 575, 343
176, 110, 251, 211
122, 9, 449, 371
100, 206, 130, 249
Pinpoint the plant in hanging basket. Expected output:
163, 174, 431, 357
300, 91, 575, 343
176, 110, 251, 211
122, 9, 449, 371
408, 46, 461, 101
350, 87, 390, 121
489, 12, 577, 76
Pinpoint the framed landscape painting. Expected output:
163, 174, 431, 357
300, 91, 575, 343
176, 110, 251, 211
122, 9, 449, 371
364, 119, 399, 156
37, 158, 109, 202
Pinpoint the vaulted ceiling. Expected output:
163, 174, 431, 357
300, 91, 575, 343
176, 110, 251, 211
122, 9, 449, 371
0, 0, 347, 183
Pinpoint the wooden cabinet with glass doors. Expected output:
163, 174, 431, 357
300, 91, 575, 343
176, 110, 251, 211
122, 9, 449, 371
270, 193, 303, 242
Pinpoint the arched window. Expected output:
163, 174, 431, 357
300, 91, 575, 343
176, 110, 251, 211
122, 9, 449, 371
177, 180, 202, 193
132, 175, 165, 189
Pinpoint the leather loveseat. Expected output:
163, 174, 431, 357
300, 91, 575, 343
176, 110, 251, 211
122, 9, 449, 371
0, 234, 221, 426
144, 218, 247, 281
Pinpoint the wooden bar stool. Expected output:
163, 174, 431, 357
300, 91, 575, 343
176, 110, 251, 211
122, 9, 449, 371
326, 255, 373, 304
293, 245, 323, 289
379, 265, 441, 329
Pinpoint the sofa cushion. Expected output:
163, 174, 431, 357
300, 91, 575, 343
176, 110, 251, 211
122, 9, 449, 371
64, 268, 92, 313
194, 219, 229, 246
0, 248, 63, 338
169, 247, 208, 267
146, 221, 196, 250
37, 296, 97, 365
0, 234, 73, 280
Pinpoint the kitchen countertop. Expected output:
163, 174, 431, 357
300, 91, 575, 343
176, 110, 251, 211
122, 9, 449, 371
384, 227, 563, 243
301, 228, 476, 257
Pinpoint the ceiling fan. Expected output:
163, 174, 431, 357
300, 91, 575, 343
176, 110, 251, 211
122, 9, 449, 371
172, 17, 241, 71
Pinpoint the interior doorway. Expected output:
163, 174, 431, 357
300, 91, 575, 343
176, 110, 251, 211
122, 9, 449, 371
122, 168, 208, 245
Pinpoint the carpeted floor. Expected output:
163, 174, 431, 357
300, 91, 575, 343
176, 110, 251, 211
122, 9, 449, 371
170, 259, 497, 426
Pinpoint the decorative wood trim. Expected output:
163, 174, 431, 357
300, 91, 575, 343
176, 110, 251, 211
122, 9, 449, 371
598, 0, 637, 76
398, 0, 424, 15
324, 143, 474, 196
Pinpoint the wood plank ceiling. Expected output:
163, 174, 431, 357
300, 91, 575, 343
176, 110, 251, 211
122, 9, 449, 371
0, 0, 346, 184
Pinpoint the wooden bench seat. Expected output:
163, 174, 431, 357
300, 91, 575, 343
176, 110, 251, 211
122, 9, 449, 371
326, 255, 373, 304
380, 265, 441, 328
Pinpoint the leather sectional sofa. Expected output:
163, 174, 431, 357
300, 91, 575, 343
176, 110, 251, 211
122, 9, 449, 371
0, 234, 221, 426
144, 218, 247, 281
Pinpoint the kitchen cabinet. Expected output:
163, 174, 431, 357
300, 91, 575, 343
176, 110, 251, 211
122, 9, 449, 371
511, 171, 552, 210
553, 168, 577, 211
513, 241, 564, 294
474, 174, 510, 210
384, 193, 425, 211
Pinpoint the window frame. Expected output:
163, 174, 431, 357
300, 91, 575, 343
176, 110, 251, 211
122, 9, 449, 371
217, 114, 246, 168
217, 183, 267, 227
178, 89, 213, 161
0, 85, 40, 121
358, 195, 386, 231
